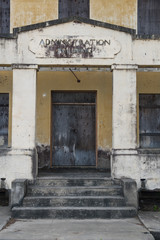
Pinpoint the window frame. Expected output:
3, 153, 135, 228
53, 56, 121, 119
0, 93, 9, 148
139, 94, 160, 149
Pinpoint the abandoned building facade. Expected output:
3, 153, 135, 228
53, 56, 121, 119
0, 0, 160, 218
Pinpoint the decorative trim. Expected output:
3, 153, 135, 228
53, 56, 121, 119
111, 64, 138, 71
12, 64, 38, 70
112, 149, 138, 155
135, 34, 160, 40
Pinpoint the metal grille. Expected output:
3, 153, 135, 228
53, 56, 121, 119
59, 0, 89, 19
0, 93, 9, 147
139, 94, 160, 148
0, 0, 10, 34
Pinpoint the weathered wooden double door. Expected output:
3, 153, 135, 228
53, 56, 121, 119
51, 92, 96, 167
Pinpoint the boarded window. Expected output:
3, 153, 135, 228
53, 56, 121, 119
0, 0, 10, 34
0, 93, 9, 147
59, 0, 89, 19
139, 94, 160, 148
138, 0, 160, 35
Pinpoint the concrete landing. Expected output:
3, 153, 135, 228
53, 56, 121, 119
139, 211, 160, 240
0, 218, 154, 240
38, 168, 111, 178
0, 207, 10, 231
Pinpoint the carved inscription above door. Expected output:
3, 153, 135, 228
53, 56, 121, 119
29, 36, 121, 59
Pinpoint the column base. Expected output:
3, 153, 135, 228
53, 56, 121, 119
112, 149, 140, 187
0, 148, 37, 189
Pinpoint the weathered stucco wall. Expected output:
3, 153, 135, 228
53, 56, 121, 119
0, 68, 37, 189
113, 72, 160, 190
36, 71, 112, 168
90, 0, 137, 29
10, 0, 58, 32
1, 17, 160, 190
10, 0, 137, 32
133, 39, 160, 66
0, 71, 12, 146
0, 72, 33, 189
0, 70, 160, 189
0, 150, 33, 189
2, 21, 160, 67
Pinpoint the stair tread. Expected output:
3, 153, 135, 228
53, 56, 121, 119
28, 185, 121, 189
24, 196, 124, 199
13, 206, 136, 210
12, 176, 137, 219
36, 175, 113, 180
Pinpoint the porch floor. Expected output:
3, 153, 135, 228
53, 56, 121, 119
38, 168, 111, 179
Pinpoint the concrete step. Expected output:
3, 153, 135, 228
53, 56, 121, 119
29, 178, 115, 187
23, 196, 125, 207
12, 206, 137, 219
27, 185, 123, 197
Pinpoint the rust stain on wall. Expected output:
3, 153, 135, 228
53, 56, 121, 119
37, 144, 50, 169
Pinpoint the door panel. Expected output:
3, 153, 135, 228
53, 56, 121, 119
51, 92, 96, 167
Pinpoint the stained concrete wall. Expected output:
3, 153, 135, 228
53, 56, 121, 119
1, 21, 133, 66
0, 18, 160, 189
0, 150, 33, 189
0, 70, 36, 189
137, 72, 160, 190
113, 72, 160, 190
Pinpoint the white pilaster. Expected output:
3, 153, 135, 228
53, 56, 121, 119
111, 64, 138, 150
12, 64, 38, 149
111, 64, 140, 182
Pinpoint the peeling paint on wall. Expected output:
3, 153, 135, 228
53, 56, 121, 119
37, 144, 50, 169
97, 149, 111, 170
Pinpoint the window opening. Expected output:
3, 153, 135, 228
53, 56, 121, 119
0, 0, 10, 34
138, 0, 160, 35
139, 94, 160, 148
0, 93, 9, 147
59, 0, 89, 19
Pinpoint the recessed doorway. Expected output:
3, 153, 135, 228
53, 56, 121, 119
51, 91, 96, 167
